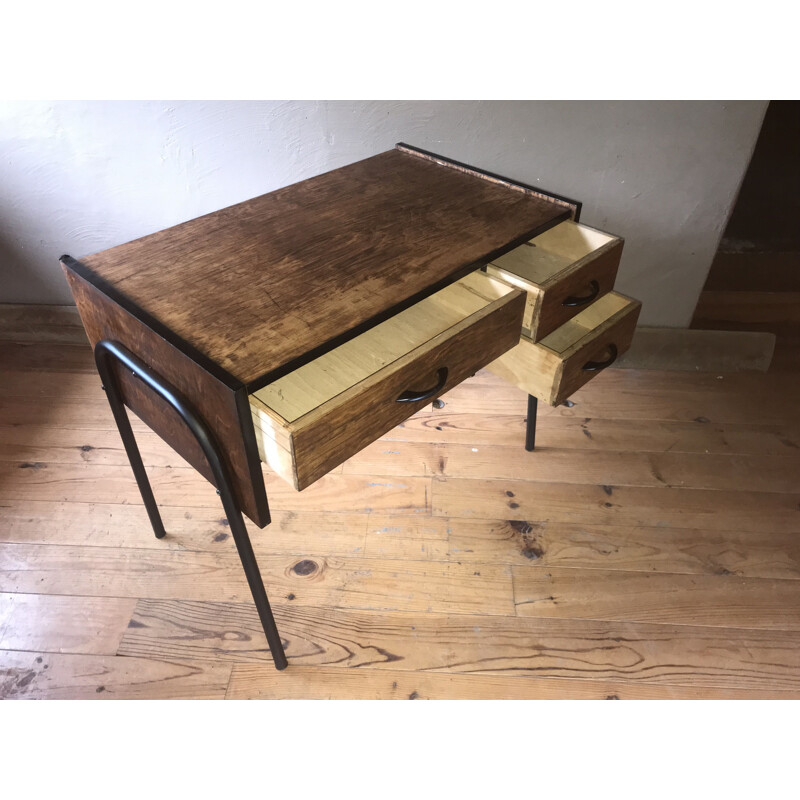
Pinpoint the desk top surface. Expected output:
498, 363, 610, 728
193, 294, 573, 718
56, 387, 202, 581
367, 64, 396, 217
73, 144, 569, 389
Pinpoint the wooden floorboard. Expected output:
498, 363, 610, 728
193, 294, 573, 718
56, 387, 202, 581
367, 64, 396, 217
0, 650, 230, 699
0, 500, 368, 556
692, 255, 800, 375
365, 516, 800, 579
0, 395, 150, 431
225, 664, 800, 700
0, 542, 514, 615
118, 599, 800, 692
432, 478, 800, 533
387, 413, 800, 456
3, 308, 800, 699
694, 291, 800, 324
435, 377, 800, 425
0, 425, 188, 468
0, 592, 136, 655
0, 462, 427, 514
0, 304, 85, 344
511, 567, 800, 629
0, 369, 107, 399
702, 252, 800, 293
343, 439, 800, 493
0, 341, 96, 373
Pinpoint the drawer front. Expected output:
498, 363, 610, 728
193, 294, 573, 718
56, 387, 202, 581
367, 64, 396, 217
250, 273, 525, 490
530, 240, 622, 339
485, 221, 623, 341
486, 292, 641, 406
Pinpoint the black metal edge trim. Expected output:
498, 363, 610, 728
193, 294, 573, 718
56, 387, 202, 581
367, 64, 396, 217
233, 386, 271, 528
60, 254, 242, 391
243, 210, 569, 394
395, 142, 583, 222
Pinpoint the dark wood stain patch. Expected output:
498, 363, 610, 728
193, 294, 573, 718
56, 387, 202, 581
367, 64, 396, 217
508, 520, 545, 560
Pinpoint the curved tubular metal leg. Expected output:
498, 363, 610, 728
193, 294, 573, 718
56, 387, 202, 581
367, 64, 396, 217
94, 339, 288, 670
525, 394, 538, 452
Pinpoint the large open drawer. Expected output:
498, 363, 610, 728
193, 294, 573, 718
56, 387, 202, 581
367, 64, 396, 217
249, 272, 525, 489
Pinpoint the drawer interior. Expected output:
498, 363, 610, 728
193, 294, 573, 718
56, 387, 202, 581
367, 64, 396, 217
537, 291, 634, 356
489, 220, 619, 286
251, 271, 514, 424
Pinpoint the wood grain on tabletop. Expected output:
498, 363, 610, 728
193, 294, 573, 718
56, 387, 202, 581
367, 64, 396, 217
75, 147, 567, 387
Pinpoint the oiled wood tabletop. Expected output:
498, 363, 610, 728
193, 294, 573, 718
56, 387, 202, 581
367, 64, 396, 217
74, 147, 567, 388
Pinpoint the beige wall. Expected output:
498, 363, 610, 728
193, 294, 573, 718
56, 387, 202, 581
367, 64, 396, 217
0, 100, 767, 326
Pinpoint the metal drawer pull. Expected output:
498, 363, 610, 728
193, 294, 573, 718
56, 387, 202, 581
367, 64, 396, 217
582, 343, 618, 372
562, 280, 600, 307
396, 367, 449, 403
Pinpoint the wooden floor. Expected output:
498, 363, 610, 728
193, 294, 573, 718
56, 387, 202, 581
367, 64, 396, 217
2, 307, 800, 699
693, 250, 800, 373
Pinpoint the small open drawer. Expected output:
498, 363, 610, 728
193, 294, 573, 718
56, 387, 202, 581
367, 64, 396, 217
486, 291, 641, 406
249, 272, 525, 490
485, 220, 623, 341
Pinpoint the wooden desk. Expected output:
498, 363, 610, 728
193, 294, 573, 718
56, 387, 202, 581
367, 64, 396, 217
61, 143, 640, 670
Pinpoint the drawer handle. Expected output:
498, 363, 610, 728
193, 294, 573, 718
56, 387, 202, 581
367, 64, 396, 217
582, 344, 618, 372
562, 280, 600, 307
396, 367, 449, 403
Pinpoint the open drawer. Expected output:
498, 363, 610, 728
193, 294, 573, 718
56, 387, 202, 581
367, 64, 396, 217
486, 291, 641, 406
485, 220, 623, 341
249, 272, 525, 490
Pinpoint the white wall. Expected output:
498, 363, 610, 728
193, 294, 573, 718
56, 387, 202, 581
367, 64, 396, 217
0, 100, 766, 326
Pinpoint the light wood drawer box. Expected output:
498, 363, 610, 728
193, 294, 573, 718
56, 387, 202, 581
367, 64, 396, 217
249, 272, 525, 490
485, 220, 624, 341
486, 291, 641, 406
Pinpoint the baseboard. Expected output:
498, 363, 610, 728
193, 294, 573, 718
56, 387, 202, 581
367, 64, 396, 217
615, 327, 776, 372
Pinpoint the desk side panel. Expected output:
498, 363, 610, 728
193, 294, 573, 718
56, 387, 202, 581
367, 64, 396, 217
63, 266, 269, 527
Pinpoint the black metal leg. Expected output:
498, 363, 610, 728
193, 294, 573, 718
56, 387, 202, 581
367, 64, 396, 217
98, 380, 167, 539
94, 339, 288, 671
224, 508, 288, 670
525, 394, 538, 452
